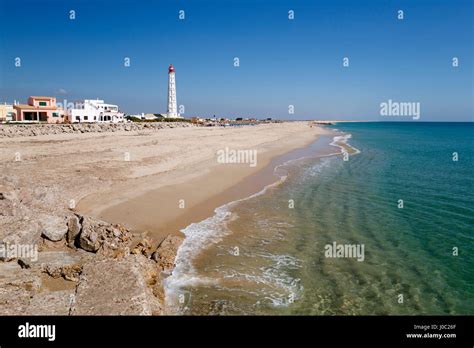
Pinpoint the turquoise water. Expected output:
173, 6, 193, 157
165, 122, 474, 315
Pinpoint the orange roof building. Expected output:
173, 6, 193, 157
14, 96, 65, 123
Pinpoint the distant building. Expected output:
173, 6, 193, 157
67, 99, 124, 123
0, 103, 16, 122
143, 113, 165, 120
190, 117, 205, 124
13, 96, 65, 123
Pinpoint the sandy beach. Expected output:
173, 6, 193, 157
0, 121, 332, 315
76, 122, 332, 242
1, 123, 328, 236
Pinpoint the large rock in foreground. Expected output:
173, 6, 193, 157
71, 255, 162, 315
40, 215, 68, 241
77, 215, 131, 255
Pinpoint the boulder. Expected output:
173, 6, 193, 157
40, 216, 68, 241
71, 256, 162, 315
67, 215, 82, 245
78, 216, 103, 252
77, 215, 131, 255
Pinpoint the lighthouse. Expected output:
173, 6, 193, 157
167, 64, 179, 118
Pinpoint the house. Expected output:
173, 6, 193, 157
13, 96, 65, 123
67, 99, 125, 123
0, 103, 16, 122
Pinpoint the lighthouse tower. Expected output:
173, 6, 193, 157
167, 64, 179, 118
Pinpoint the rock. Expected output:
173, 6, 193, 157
31, 250, 92, 279
40, 216, 68, 241
0, 192, 16, 216
151, 234, 184, 273
0, 261, 42, 293
133, 254, 163, 313
1, 222, 41, 255
67, 215, 82, 245
78, 216, 103, 252
0, 287, 33, 315
115, 246, 130, 259
44, 263, 82, 282
24, 290, 75, 315
0, 260, 74, 315
71, 256, 162, 315
0, 199, 14, 217
0, 123, 198, 138
39, 237, 67, 251
131, 236, 153, 257
77, 215, 131, 255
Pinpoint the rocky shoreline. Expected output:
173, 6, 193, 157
0, 204, 183, 315
0, 124, 191, 314
0, 122, 197, 138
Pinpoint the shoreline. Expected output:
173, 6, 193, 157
76, 123, 334, 244
0, 121, 335, 315
162, 123, 474, 315
163, 130, 360, 314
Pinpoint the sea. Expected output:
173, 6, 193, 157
164, 122, 474, 315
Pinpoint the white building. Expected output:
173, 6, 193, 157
166, 64, 181, 118
67, 99, 125, 123
0, 102, 16, 122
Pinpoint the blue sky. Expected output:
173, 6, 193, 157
0, 0, 472, 120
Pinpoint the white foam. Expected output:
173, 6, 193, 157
305, 156, 333, 177
330, 133, 361, 155
219, 261, 303, 308
164, 130, 360, 312
165, 156, 299, 311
